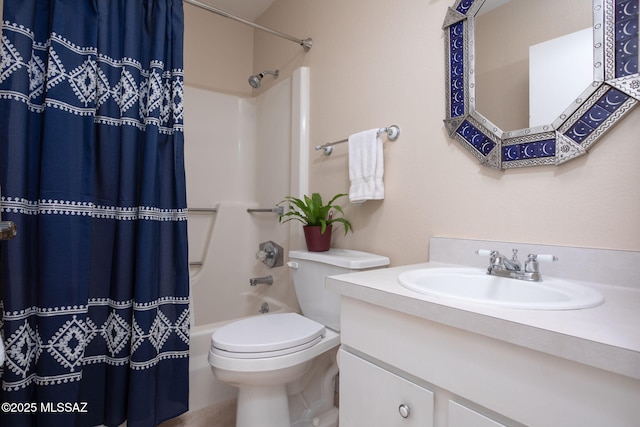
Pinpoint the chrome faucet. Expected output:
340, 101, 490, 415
491, 249, 522, 272
259, 302, 270, 313
249, 275, 273, 286
477, 249, 557, 282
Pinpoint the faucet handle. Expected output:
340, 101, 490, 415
525, 253, 558, 274
476, 249, 502, 273
256, 241, 283, 268
532, 254, 558, 263
256, 249, 268, 262
475, 249, 494, 257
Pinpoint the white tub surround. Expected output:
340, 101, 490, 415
181, 67, 311, 422
328, 237, 640, 427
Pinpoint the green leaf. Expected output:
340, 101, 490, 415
277, 192, 352, 233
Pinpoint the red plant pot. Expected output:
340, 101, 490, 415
303, 225, 332, 252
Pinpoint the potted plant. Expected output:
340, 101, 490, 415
278, 192, 353, 252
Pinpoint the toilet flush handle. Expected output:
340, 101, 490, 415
287, 261, 299, 269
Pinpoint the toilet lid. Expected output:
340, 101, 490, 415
211, 313, 326, 358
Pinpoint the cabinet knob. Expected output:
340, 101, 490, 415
398, 403, 411, 418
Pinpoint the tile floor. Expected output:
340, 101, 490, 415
160, 399, 237, 427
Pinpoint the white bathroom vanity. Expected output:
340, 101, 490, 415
327, 238, 640, 427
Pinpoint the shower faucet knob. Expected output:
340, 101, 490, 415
256, 250, 268, 262
256, 241, 283, 268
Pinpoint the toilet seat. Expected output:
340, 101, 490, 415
211, 313, 326, 359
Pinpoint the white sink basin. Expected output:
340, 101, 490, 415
398, 267, 604, 310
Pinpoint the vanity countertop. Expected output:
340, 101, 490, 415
326, 261, 640, 381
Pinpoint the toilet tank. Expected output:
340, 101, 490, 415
288, 249, 390, 331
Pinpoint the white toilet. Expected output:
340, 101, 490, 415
208, 248, 390, 427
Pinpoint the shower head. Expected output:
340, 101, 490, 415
248, 69, 279, 88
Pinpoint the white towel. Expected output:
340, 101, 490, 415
348, 129, 384, 204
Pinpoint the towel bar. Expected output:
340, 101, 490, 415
315, 125, 400, 155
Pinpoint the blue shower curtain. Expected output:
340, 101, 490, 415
0, 1, 189, 426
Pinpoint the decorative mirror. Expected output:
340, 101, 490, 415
443, 0, 639, 169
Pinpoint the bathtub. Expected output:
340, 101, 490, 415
188, 296, 291, 412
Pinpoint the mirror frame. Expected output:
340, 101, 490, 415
443, 0, 639, 169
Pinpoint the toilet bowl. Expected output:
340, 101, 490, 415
208, 249, 389, 427
209, 313, 340, 426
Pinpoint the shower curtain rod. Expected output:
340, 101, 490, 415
183, 0, 313, 51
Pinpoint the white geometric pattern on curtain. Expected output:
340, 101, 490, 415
0, 1, 190, 426
1, 20, 185, 133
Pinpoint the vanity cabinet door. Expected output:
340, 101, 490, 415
339, 349, 434, 427
449, 401, 508, 427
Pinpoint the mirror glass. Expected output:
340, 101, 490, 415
443, 0, 639, 169
475, 0, 593, 131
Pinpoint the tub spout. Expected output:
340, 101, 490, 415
249, 275, 273, 286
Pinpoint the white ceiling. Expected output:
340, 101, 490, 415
197, 0, 276, 21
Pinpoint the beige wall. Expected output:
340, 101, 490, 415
183, 3, 254, 96
251, 0, 640, 266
